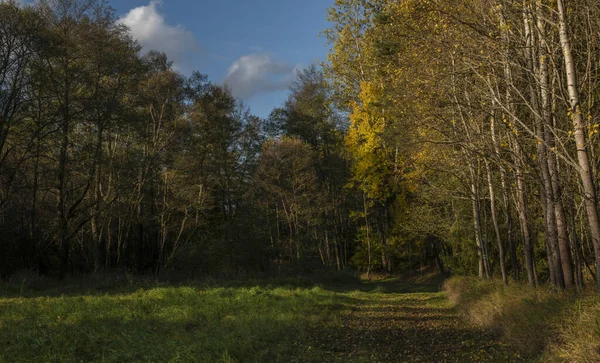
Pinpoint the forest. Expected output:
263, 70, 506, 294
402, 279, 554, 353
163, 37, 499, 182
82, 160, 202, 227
321, 0, 600, 292
0, 0, 355, 279
3, 0, 600, 291
1, 0, 600, 361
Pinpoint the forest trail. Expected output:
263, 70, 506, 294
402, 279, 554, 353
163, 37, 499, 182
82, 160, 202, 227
0, 276, 526, 362
299, 278, 521, 362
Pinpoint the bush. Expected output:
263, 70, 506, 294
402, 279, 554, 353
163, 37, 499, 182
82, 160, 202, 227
6, 269, 49, 291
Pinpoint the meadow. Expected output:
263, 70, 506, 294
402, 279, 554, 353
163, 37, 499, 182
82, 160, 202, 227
0, 272, 517, 362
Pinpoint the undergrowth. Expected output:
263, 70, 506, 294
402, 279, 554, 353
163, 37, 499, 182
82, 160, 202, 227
444, 276, 600, 362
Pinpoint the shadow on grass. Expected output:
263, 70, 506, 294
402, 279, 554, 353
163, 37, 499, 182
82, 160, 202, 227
320, 278, 443, 294
297, 281, 520, 362
1, 305, 327, 362
0, 305, 508, 362
0, 271, 447, 299
0, 280, 367, 362
302, 316, 519, 362
444, 277, 574, 361
0, 272, 523, 362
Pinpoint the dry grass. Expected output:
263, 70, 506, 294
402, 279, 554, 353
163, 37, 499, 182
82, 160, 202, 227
545, 296, 600, 362
444, 276, 600, 362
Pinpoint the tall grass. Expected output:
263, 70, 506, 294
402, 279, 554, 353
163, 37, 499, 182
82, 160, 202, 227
444, 276, 600, 362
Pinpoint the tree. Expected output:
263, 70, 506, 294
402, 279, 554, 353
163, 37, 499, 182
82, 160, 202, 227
256, 137, 320, 262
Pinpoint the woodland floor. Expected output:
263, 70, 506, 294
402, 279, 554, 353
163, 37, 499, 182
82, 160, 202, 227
0, 274, 521, 362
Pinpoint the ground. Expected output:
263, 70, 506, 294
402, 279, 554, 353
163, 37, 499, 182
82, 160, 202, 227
297, 278, 520, 362
0, 274, 520, 362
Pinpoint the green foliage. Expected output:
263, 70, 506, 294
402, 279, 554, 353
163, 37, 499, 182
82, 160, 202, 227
258, 65, 356, 270
256, 137, 320, 262
0, 0, 273, 277
349, 227, 381, 272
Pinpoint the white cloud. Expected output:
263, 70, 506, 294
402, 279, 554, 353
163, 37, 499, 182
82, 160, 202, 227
0, 0, 27, 6
118, 0, 197, 69
224, 54, 299, 99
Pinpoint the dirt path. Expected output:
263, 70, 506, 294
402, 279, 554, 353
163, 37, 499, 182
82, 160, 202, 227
300, 280, 521, 362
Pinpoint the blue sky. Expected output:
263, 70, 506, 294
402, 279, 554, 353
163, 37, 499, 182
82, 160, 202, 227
111, 0, 334, 118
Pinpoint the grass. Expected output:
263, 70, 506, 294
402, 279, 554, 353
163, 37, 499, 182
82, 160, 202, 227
1, 273, 349, 362
1, 271, 518, 362
444, 276, 600, 362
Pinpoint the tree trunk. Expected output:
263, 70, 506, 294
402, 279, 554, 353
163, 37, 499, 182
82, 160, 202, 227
491, 107, 518, 281
485, 160, 507, 285
58, 115, 70, 279
469, 161, 487, 279
363, 192, 372, 279
526, 2, 564, 287
550, 76, 575, 289
512, 139, 536, 286
556, 0, 600, 293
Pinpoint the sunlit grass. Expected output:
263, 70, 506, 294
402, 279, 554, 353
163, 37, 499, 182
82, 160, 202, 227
0, 280, 352, 362
0, 273, 523, 362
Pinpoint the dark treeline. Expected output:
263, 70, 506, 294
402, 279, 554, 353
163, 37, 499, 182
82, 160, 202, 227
0, 0, 365, 278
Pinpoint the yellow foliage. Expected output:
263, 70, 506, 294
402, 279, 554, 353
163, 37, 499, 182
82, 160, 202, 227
346, 82, 387, 156
345, 82, 394, 200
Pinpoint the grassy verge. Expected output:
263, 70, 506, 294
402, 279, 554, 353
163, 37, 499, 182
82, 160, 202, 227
443, 276, 600, 362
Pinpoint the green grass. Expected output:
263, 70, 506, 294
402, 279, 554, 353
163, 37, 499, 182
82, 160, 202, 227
1, 281, 343, 362
0, 272, 515, 362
